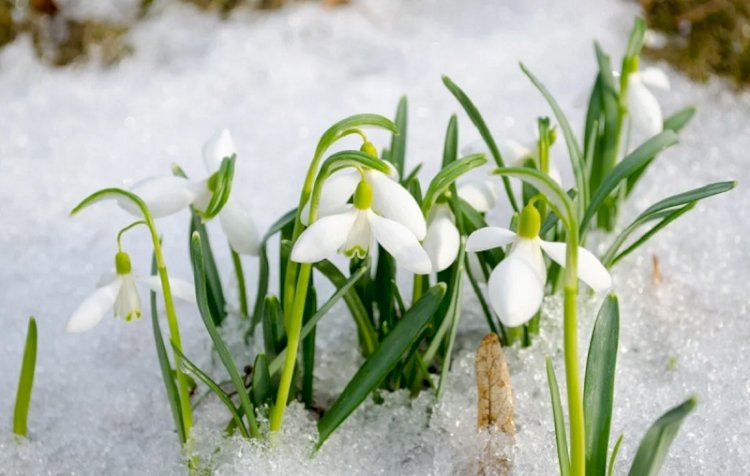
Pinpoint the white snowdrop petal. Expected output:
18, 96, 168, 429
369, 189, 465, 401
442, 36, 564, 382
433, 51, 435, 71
499, 138, 534, 165
465, 227, 516, 252
488, 256, 545, 328
122, 176, 198, 218
341, 210, 372, 258
509, 237, 547, 284
549, 162, 563, 187
137, 275, 197, 303
457, 178, 501, 213
366, 170, 427, 240
66, 279, 122, 333
368, 212, 432, 275
300, 168, 360, 226
219, 199, 261, 255
423, 205, 461, 272
291, 209, 358, 263
114, 275, 142, 321
203, 129, 236, 172
539, 240, 612, 291
628, 75, 664, 137
638, 67, 670, 90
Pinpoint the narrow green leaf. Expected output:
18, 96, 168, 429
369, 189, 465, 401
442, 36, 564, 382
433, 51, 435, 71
663, 106, 696, 133
584, 295, 620, 476
422, 154, 487, 214
546, 356, 571, 476
519, 62, 588, 218
13, 317, 37, 437
202, 156, 236, 219
603, 181, 735, 266
626, 107, 696, 195
269, 264, 369, 375
442, 114, 459, 168
250, 209, 297, 332
262, 295, 284, 359
316, 284, 447, 448
442, 75, 519, 212
305, 255, 377, 355
149, 252, 185, 444
628, 397, 697, 476
190, 233, 260, 438
230, 249, 249, 318
190, 214, 226, 325
302, 286, 317, 409
251, 353, 273, 408
608, 433, 624, 476
172, 345, 250, 439
389, 96, 408, 177
436, 240, 466, 399
493, 167, 576, 230
581, 130, 678, 234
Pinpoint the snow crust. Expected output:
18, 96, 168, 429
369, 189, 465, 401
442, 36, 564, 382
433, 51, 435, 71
0, 0, 748, 474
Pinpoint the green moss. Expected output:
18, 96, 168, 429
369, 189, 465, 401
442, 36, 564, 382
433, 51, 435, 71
641, 0, 750, 86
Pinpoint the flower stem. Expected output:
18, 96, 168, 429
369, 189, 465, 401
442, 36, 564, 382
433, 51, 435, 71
230, 249, 249, 317
563, 231, 584, 476
270, 263, 311, 432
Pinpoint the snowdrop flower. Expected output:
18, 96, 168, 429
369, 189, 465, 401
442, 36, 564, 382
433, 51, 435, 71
626, 66, 670, 137
466, 205, 612, 327
291, 169, 432, 274
122, 129, 260, 255
67, 251, 196, 333
422, 203, 461, 272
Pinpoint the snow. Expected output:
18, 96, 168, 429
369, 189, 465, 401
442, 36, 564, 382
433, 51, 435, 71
0, 0, 748, 474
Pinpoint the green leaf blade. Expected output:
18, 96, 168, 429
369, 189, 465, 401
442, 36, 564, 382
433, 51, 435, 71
628, 397, 697, 476
584, 295, 620, 476
316, 284, 447, 448
13, 316, 38, 437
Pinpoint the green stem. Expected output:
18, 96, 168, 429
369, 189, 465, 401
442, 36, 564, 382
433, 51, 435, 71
230, 249, 249, 317
270, 263, 311, 432
563, 232, 584, 476
412, 274, 424, 304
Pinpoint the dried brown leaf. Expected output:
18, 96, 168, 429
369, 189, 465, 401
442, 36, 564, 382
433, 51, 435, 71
476, 333, 515, 434
476, 333, 515, 476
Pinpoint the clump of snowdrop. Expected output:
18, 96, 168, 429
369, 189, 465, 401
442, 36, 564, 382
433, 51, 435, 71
56, 19, 735, 476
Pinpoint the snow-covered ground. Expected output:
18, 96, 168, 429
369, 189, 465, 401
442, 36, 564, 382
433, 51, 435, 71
0, 0, 748, 474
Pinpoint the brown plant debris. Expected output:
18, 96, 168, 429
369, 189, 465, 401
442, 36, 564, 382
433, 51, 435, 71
641, 0, 750, 86
476, 333, 515, 434
475, 333, 515, 476
652, 254, 663, 284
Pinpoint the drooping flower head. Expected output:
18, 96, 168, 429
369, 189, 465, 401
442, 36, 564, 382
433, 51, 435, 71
67, 250, 195, 333
120, 129, 260, 255
291, 167, 431, 275
626, 66, 670, 138
466, 205, 612, 327
422, 202, 461, 272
